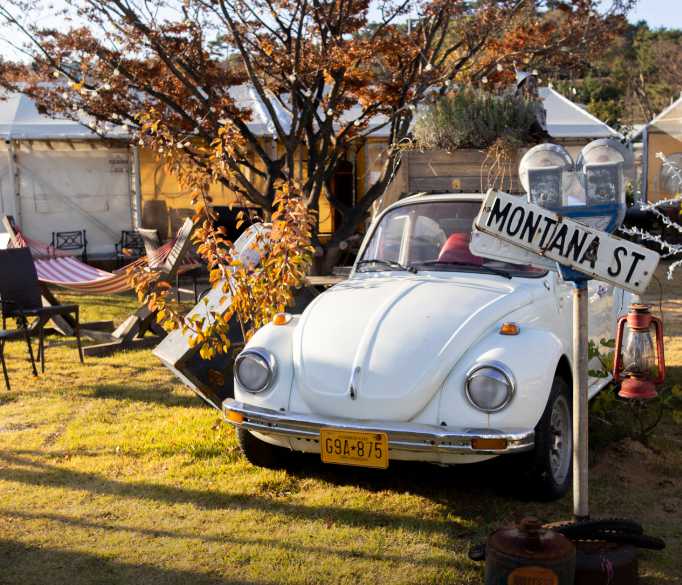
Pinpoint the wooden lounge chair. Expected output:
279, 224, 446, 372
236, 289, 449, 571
0, 247, 83, 389
138, 226, 201, 303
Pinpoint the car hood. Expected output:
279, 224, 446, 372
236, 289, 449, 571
292, 274, 538, 420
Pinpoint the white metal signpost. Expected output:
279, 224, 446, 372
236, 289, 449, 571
474, 190, 659, 295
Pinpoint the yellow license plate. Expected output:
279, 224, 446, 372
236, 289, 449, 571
320, 428, 389, 469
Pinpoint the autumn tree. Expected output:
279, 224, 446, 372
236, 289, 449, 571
554, 21, 682, 128
0, 0, 632, 273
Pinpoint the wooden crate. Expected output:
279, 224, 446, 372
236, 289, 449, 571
404, 149, 523, 195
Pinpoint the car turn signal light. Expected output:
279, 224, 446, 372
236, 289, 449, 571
273, 312, 292, 326
499, 322, 520, 336
471, 438, 508, 450
226, 410, 244, 424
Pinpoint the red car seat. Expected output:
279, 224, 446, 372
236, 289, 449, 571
437, 233, 484, 266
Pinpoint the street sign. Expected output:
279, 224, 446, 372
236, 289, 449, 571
474, 190, 660, 294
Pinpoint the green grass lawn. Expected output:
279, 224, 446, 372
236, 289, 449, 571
0, 285, 680, 584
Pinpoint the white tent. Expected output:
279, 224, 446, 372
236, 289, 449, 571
0, 92, 133, 259
538, 87, 620, 140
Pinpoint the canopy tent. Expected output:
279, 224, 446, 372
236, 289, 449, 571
537, 87, 621, 141
0, 92, 133, 259
631, 96, 682, 202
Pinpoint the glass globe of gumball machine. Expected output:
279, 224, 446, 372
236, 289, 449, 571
613, 304, 666, 400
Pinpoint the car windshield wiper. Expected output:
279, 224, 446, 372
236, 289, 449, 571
416, 260, 512, 279
356, 259, 418, 274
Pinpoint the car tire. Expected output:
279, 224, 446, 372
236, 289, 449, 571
524, 376, 573, 501
236, 427, 287, 469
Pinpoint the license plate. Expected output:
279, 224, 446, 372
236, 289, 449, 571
320, 428, 389, 469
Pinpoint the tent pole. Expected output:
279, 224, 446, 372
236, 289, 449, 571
132, 146, 143, 228
7, 140, 20, 225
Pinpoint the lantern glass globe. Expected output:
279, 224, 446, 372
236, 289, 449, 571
623, 328, 656, 377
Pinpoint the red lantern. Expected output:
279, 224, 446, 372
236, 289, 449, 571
613, 304, 666, 400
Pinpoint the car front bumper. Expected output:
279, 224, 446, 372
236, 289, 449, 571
223, 399, 535, 456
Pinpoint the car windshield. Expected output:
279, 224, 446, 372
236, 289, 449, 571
358, 199, 544, 277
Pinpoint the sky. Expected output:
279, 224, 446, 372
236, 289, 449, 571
2, 0, 682, 60
627, 0, 682, 28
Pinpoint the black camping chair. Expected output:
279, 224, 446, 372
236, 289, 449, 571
0, 248, 84, 389
51, 230, 88, 262
0, 311, 38, 391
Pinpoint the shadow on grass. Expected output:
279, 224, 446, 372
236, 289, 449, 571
0, 509, 467, 570
0, 451, 469, 535
281, 449, 531, 506
88, 383, 204, 409
0, 538, 274, 585
662, 365, 682, 387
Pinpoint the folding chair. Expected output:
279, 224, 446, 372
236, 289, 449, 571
0, 248, 84, 382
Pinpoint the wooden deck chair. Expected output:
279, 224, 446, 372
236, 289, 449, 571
83, 218, 197, 356
139, 226, 201, 302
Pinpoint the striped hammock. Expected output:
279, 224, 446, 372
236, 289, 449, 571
9, 229, 198, 294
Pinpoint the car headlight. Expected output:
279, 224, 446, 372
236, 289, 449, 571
235, 348, 276, 393
465, 362, 515, 412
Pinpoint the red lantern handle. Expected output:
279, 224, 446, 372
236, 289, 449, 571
613, 314, 627, 383
652, 315, 666, 385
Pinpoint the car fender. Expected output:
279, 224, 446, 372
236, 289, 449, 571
437, 322, 565, 431
233, 318, 297, 412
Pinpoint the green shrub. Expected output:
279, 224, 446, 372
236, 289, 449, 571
413, 89, 541, 151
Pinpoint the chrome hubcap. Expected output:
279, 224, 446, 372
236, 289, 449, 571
549, 394, 571, 484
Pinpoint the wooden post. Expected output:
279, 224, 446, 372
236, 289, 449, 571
572, 280, 590, 521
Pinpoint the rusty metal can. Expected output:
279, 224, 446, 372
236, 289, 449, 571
485, 517, 576, 585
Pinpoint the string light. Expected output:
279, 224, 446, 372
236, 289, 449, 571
496, 63, 503, 72
481, 76, 488, 84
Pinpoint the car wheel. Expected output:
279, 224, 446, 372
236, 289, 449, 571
236, 427, 287, 469
525, 376, 573, 501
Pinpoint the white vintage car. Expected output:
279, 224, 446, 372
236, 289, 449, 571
223, 193, 628, 500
